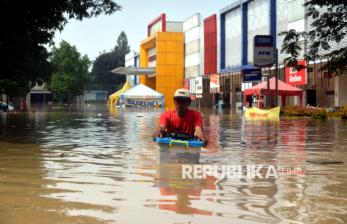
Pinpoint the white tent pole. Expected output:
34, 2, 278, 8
161, 96, 164, 110
119, 95, 123, 112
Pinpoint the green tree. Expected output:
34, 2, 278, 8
91, 31, 130, 94
0, 0, 121, 99
280, 1, 347, 75
50, 41, 91, 103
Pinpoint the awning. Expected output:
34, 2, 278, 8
120, 84, 163, 99
243, 77, 303, 96
119, 84, 164, 108
243, 77, 304, 107
111, 67, 156, 76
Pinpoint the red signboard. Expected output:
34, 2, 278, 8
210, 74, 220, 93
184, 79, 189, 90
285, 60, 307, 85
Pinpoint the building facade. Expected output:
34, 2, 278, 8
134, 2, 347, 109
125, 51, 140, 86
140, 14, 185, 109
26, 80, 52, 106
216, 0, 347, 108
183, 13, 204, 99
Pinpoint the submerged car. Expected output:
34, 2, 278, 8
0, 102, 14, 111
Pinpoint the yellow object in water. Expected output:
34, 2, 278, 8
244, 107, 280, 120
107, 81, 131, 108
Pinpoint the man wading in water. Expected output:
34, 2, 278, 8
153, 88, 206, 145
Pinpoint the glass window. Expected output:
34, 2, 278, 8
248, 0, 270, 64
287, 0, 305, 23
225, 8, 242, 67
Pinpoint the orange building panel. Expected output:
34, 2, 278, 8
140, 32, 184, 109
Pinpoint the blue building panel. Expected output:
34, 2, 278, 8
270, 0, 277, 49
241, 2, 248, 66
219, 0, 277, 72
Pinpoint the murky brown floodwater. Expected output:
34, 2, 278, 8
1, 105, 347, 224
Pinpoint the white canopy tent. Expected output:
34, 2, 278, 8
119, 84, 164, 108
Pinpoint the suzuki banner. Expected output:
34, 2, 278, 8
285, 60, 307, 85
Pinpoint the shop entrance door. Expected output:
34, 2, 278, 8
306, 89, 316, 106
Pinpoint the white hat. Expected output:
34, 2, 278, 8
173, 88, 191, 99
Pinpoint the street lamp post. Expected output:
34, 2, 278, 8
274, 48, 278, 107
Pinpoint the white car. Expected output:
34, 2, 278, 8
0, 101, 14, 111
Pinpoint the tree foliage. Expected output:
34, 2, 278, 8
0, 0, 121, 98
50, 41, 91, 102
91, 31, 130, 94
280, 1, 347, 75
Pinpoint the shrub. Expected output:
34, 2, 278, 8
311, 111, 327, 119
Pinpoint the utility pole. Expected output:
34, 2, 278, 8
267, 70, 270, 108
275, 48, 278, 107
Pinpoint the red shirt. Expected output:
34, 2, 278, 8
159, 109, 203, 136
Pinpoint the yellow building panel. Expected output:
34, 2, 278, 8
156, 41, 166, 52
139, 31, 184, 109
156, 55, 165, 64
140, 35, 156, 49
166, 53, 176, 64
164, 65, 176, 75
157, 32, 171, 41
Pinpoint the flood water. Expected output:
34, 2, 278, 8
0, 105, 347, 224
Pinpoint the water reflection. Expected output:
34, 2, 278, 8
241, 119, 279, 150
155, 147, 215, 216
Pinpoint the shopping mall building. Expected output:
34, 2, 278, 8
215, 0, 347, 109
117, 0, 347, 109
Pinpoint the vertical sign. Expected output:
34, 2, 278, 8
189, 78, 196, 94
210, 74, 220, 93
184, 79, 190, 90
254, 35, 274, 67
195, 77, 203, 98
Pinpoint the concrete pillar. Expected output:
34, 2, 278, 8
26, 93, 31, 110
230, 77, 236, 108
335, 75, 347, 107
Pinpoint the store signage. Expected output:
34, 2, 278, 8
195, 77, 203, 95
189, 78, 195, 94
254, 35, 274, 67
184, 79, 189, 90
210, 74, 220, 93
285, 60, 307, 85
242, 68, 262, 82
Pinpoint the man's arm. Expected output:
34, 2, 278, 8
153, 124, 166, 138
195, 126, 204, 140
194, 112, 206, 144
153, 113, 167, 138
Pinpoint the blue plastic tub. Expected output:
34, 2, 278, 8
154, 137, 204, 148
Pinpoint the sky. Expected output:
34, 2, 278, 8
53, 0, 232, 61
